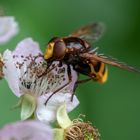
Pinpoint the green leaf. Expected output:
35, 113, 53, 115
57, 103, 72, 129
53, 128, 64, 140
20, 94, 37, 120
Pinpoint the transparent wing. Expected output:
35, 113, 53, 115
70, 22, 105, 43
80, 52, 140, 74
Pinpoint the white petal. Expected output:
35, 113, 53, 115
12, 37, 42, 60
3, 49, 21, 97
0, 16, 19, 44
12, 38, 43, 78
36, 92, 79, 123
0, 121, 53, 140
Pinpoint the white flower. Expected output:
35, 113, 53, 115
0, 16, 19, 44
0, 121, 53, 140
3, 37, 79, 123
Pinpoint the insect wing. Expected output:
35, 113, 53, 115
70, 22, 105, 43
80, 52, 140, 74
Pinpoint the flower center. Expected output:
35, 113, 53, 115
16, 54, 69, 97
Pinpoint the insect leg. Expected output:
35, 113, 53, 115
37, 63, 60, 78
70, 78, 92, 101
44, 65, 72, 105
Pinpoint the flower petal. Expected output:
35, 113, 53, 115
12, 37, 42, 63
3, 38, 43, 97
0, 121, 53, 140
3, 49, 20, 97
0, 16, 19, 44
12, 38, 43, 75
13, 37, 42, 57
36, 92, 79, 123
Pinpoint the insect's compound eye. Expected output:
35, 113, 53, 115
53, 40, 66, 60
44, 42, 54, 60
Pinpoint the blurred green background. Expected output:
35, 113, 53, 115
0, 0, 140, 139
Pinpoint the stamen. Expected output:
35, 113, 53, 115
64, 120, 100, 140
18, 54, 68, 97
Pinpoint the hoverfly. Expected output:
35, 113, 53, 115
44, 22, 140, 104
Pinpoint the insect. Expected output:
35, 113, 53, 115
44, 22, 140, 104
